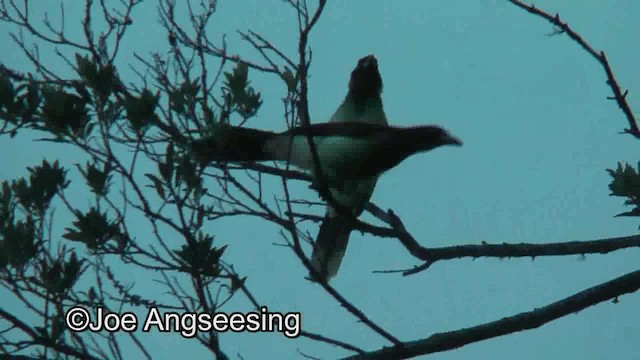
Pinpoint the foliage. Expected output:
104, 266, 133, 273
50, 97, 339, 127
608, 162, 640, 218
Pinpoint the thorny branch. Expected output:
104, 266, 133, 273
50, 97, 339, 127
508, 0, 639, 138
345, 269, 640, 359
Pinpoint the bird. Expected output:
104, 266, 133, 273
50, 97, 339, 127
201, 54, 393, 282
191, 124, 462, 281
310, 54, 388, 283
192, 55, 463, 282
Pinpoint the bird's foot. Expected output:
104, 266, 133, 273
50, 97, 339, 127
308, 179, 346, 196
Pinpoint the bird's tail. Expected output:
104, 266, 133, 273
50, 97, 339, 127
310, 215, 353, 282
191, 126, 276, 163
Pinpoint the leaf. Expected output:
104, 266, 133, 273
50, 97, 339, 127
40, 258, 64, 294
166, 142, 175, 169
145, 173, 165, 199
230, 275, 246, 294
62, 207, 121, 251
61, 251, 84, 291
607, 162, 640, 199
41, 87, 90, 137
158, 161, 172, 183
12, 160, 68, 215
169, 88, 186, 114
75, 54, 97, 84
124, 88, 159, 132
175, 155, 201, 191
607, 161, 640, 219
77, 161, 111, 196
50, 314, 65, 341
87, 286, 97, 302
173, 234, 223, 277
281, 66, 297, 92
0, 73, 16, 112
222, 62, 262, 120
614, 209, 640, 217
2, 218, 37, 268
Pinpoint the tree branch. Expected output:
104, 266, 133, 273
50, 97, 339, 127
345, 269, 640, 359
507, 0, 639, 138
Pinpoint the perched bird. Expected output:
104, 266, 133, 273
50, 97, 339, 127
191, 125, 462, 279
311, 55, 388, 283
191, 56, 462, 282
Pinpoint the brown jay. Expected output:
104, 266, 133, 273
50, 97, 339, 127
192, 56, 462, 282
192, 130, 461, 281
310, 54, 388, 283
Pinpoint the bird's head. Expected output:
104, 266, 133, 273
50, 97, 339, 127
403, 125, 463, 152
348, 54, 383, 100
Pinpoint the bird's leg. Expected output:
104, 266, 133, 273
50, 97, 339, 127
308, 179, 346, 196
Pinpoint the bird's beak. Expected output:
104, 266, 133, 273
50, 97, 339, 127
443, 133, 463, 146
363, 55, 377, 66
357, 54, 377, 69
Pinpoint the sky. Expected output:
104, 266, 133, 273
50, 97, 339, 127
1, 0, 639, 359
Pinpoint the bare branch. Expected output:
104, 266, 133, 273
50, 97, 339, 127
346, 269, 640, 359
508, 0, 639, 138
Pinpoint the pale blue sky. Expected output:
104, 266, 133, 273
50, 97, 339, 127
1, 1, 639, 359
